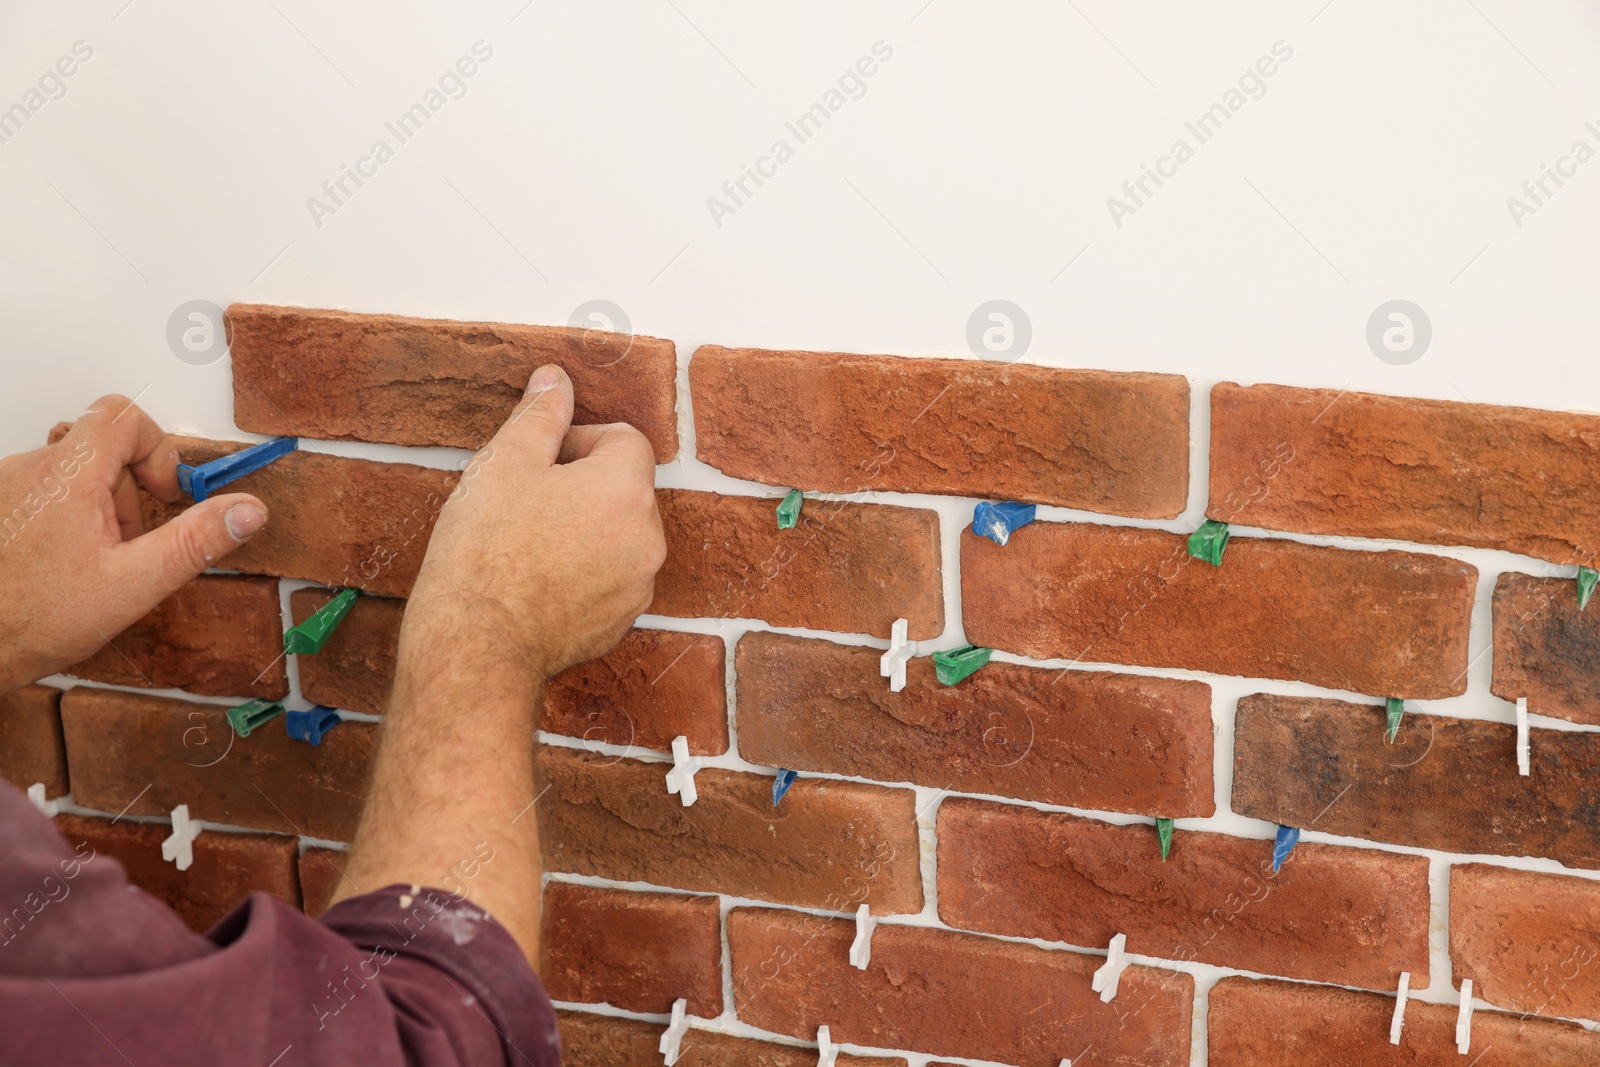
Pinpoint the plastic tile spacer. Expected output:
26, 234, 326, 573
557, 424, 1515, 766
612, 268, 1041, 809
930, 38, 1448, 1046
285, 588, 359, 654
849, 903, 875, 970
776, 489, 803, 530
879, 618, 914, 693
659, 997, 688, 1066
227, 698, 284, 738
1156, 818, 1174, 861
772, 768, 798, 806
1272, 825, 1300, 873
177, 436, 297, 502
665, 736, 703, 808
27, 783, 60, 817
287, 706, 342, 746
1091, 933, 1128, 1003
161, 804, 201, 872
933, 644, 991, 686
1516, 697, 1531, 777
1456, 979, 1474, 1054
1389, 971, 1410, 1045
1579, 566, 1597, 611
973, 501, 1036, 547
1385, 698, 1405, 743
1187, 519, 1230, 565
816, 1026, 837, 1067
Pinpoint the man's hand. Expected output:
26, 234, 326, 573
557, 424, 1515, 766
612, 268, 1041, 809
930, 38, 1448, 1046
0, 395, 267, 693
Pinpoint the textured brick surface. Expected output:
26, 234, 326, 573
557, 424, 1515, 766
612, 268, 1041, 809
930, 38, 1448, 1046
142, 436, 458, 597
1491, 571, 1600, 726
729, 907, 1192, 1067
557, 1011, 906, 1067
690, 346, 1190, 517
654, 490, 942, 640
229, 304, 679, 462
1209, 382, 1600, 567
67, 575, 288, 699
937, 798, 1428, 989
963, 522, 1476, 699
61, 688, 375, 841
298, 847, 350, 916
1450, 864, 1600, 1021
535, 745, 921, 913
54, 813, 298, 933
294, 586, 728, 755
540, 882, 722, 1017
1234, 693, 1600, 868
735, 631, 1214, 818
0, 684, 67, 797
1208, 975, 1600, 1065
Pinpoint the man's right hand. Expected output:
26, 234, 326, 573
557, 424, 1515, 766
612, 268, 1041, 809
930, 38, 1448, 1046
399, 363, 667, 694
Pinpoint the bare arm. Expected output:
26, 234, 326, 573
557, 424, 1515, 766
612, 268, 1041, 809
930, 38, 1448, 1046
333, 365, 665, 960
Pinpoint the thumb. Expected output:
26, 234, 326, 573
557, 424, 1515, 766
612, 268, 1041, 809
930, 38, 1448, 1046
497, 364, 574, 465
107, 493, 268, 603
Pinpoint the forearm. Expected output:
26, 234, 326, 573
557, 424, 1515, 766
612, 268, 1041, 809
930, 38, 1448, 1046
334, 613, 545, 960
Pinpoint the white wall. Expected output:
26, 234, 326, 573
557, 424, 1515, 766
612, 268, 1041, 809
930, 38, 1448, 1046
4, 2, 1600, 1063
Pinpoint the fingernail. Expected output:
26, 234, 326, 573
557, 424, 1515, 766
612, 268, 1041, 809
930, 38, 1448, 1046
527, 364, 563, 394
225, 502, 267, 541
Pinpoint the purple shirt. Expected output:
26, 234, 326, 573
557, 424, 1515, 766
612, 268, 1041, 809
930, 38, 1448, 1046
0, 784, 561, 1066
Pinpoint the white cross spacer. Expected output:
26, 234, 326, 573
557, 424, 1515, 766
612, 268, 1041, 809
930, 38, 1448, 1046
879, 618, 914, 693
1456, 979, 1474, 1055
161, 804, 202, 872
849, 903, 875, 970
1091, 933, 1128, 1003
1516, 697, 1531, 776
659, 997, 688, 1065
665, 736, 703, 808
817, 1025, 837, 1067
27, 783, 60, 817
1389, 971, 1410, 1045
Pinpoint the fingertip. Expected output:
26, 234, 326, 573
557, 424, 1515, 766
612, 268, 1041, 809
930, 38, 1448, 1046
221, 496, 268, 541
526, 364, 568, 396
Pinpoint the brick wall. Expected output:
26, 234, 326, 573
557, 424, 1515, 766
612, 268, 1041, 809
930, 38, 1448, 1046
12, 305, 1600, 1065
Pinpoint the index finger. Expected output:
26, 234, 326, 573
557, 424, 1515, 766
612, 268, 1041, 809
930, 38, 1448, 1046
558, 423, 657, 481
62, 394, 181, 502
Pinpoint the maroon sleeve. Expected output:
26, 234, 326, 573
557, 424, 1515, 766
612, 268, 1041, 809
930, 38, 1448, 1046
0, 784, 561, 1066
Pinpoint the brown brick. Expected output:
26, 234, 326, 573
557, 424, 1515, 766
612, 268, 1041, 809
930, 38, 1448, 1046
229, 304, 679, 462
735, 631, 1214, 818
142, 436, 458, 598
729, 907, 1192, 1067
54, 812, 298, 933
1450, 864, 1600, 1021
61, 688, 375, 841
293, 585, 728, 755
654, 490, 942, 640
690, 346, 1189, 518
1233, 693, 1600, 869
962, 522, 1476, 699
540, 882, 722, 1017
535, 745, 921, 913
936, 798, 1428, 990
298, 847, 352, 917
0, 684, 67, 797
557, 1010, 906, 1067
66, 575, 287, 699
1208, 382, 1600, 567
1208, 975, 1600, 1065
1491, 572, 1600, 726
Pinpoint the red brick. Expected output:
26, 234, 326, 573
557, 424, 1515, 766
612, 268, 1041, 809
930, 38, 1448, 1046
690, 346, 1189, 518
540, 882, 722, 1017
0, 684, 67, 797
535, 745, 921, 913
962, 522, 1476, 699
1209, 382, 1600, 567
1450, 863, 1600, 1021
1208, 975, 1600, 1065
1233, 693, 1600, 869
53, 812, 298, 933
735, 631, 1214, 818
654, 490, 942, 640
293, 585, 729, 755
1491, 572, 1600, 726
229, 304, 679, 463
141, 436, 458, 598
66, 575, 287, 699
729, 907, 1192, 1067
557, 1010, 906, 1067
61, 687, 375, 841
298, 847, 351, 917
936, 798, 1428, 990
